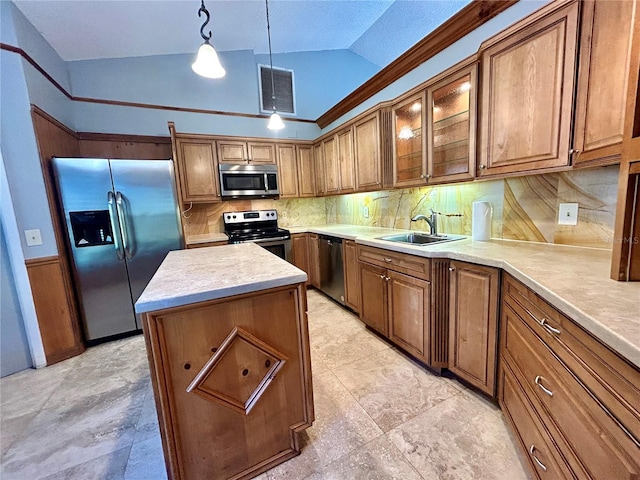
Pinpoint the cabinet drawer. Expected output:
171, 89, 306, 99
500, 363, 573, 480
502, 304, 640, 479
502, 274, 640, 439
357, 245, 430, 279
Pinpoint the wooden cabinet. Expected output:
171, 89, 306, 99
359, 261, 389, 336
296, 146, 316, 197
573, 0, 637, 167
307, 233, 320, 288
426, 63, 477, 184
478, 1, 579, 177
320, 129, 355, 195
175, 137, 220, 203
217, 140, 276, 165
323, 137, 339, 194
313, 142, 325, 196
448, 261, 499, 396
337, 128, 355, 193
499, 274, 640, 479
291, 233, 309, 283
388, 270, 431, 361
358, 245, 433, 365
141, 283, 314, 480
354, 113, 382, 191
392, 93, 427, 188
276, 144, 298, 198
343, 240, 360, 313
186, 241, 228, 249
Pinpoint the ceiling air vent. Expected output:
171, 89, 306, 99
258, 64, 296, 116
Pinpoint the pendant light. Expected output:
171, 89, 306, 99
265, 0, 285, 130
192, 0, 225, 79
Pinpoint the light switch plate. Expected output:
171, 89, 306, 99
558, 203, 579, 226
25, 229, 43, 246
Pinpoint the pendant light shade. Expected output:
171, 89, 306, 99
265, 0, 284, 131
192, 41, 226, 78
192, 0, 225, 79
268, 111, 285, 130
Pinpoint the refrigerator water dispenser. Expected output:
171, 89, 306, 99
69, 210, 114, 247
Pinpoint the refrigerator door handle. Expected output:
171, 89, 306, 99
107, 191, 125, 260
115, 191, 134, 260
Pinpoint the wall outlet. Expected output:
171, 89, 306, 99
558, 203, 579, 226
25, 229, 43, 246
280, 211, 287, 219
363, 206, 369, 218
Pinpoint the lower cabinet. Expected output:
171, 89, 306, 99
499, 274, 640, 480
343, 240, 360, 313
291, 233, 310, 284
358, 245, 432, 365
448, 261, 500, 396
307, 233, 320, 288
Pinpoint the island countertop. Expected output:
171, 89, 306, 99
135, 242, 308, 314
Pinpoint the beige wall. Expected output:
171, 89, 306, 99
185, 165, 619, 250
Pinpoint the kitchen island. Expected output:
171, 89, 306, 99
135, 243, 313, 480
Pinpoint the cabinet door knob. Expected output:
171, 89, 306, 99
448, 267, 455, 272
384, 258, 392, 263
479, 164, 486, 170
379, 274, 386, 279
385, 276, 390, 281
420, 174, 426, 179
569, 148, 580, 155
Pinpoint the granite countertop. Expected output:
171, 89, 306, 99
290, 224, 640, 368
135, 243, 307, 314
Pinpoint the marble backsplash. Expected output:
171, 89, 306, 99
183, 165, 619, 249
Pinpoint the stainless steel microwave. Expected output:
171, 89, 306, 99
218, 164, 280, 199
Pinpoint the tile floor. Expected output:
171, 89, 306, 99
0, 290, 529, 479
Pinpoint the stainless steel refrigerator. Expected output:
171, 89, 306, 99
52, 158, 183, 342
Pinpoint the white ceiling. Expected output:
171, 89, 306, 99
12, 0, 470, 67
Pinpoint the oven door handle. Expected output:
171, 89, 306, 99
244, 236, 290, 244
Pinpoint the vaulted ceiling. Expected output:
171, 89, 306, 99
13, 0, 470, 67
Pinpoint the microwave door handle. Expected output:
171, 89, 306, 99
264, 173, 269, 192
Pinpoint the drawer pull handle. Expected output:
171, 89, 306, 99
529, 445, 547, 472
541, 318, 561, 335
384, 257, 392, 263
534, 376, 554, 397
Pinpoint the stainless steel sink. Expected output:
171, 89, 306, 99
377, 233, 464, 245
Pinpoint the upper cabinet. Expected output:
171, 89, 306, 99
572, 0, 636, 167
217, 140, 276, 165
276, 144, 299, 198
478, 1, 579, 177
337, 127, 356, 193
313, 141, 325, 196
296, 145, 316, 197
354, 112, 383, 191
392, 92, 426, 188
427, 63, 477, 184
323, 136, 340, 194
174, 137, 220, 203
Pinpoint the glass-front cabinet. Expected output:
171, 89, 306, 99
392, 93, 426, 188
427, 63, 477, 183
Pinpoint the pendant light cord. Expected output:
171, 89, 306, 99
266, 0, 276, 111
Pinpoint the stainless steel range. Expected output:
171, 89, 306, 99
223, 209, 292, 261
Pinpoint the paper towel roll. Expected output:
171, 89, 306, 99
472, 201, 492, 241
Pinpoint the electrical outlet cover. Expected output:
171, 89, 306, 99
363, 206, 369, 218
25, 229, 43, 246
558, 203, 579, 226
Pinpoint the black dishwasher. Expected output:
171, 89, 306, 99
318, 234, 345, 305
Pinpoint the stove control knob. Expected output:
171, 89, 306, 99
232, 215, 236, 219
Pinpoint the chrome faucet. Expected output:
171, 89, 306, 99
411, 209, 438, 235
